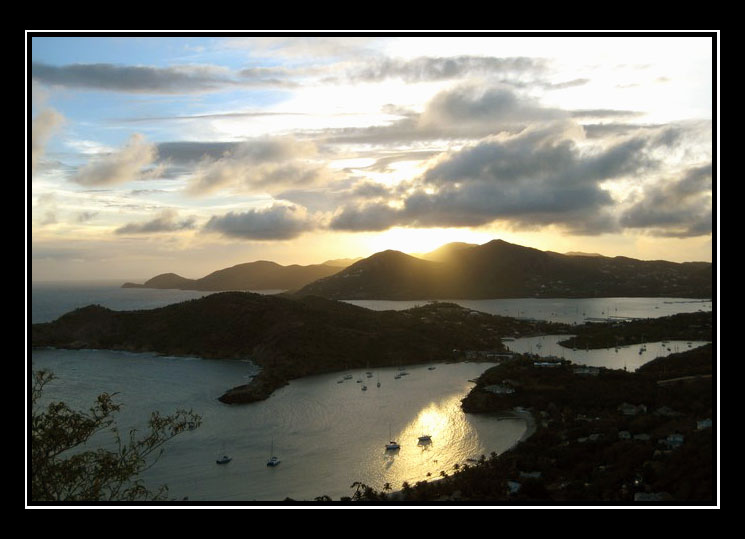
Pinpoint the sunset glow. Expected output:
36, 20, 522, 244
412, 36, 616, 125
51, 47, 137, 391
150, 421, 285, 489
28, 32, 716, 281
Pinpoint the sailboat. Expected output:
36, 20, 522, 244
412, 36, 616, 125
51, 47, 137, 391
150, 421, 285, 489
385, 425, 400, 450
267, 440, 280, 467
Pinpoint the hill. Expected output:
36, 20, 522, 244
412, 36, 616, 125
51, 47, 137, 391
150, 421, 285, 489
31, 291, 569, 404
296, 240, 712, 300
122, 260, 342, 292
415, 242, 478, 262
296, 250, 454, 300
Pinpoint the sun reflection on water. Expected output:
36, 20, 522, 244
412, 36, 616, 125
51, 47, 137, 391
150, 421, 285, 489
378, 394, 482, 489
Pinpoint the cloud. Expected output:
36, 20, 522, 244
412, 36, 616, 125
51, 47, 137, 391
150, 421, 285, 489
223, 36, 381, 60
31, 107, 65, 173
76, 211, 99, 223
156, 141, 237, 165
71, 134, 161, 186
203, 203, 319, 240
350, 56, 548, 83
570, 109, 645, 119
32, 62, 244, 94
323, 85, 567, 144
330, 123, 680, 235
619, 163, 713, 237
114, 209, 197, 235
185, 136, 333, 196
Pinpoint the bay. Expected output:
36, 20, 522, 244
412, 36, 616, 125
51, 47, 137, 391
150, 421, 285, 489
31, 349, 526, 502
29, 284, 712, 502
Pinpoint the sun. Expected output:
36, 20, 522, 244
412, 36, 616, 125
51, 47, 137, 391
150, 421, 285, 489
365, 227, 495, 256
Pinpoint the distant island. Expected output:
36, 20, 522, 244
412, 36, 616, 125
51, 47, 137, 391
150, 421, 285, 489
122, 239, 712, 300
122, 260, 344, 292
296, 240, 712, 300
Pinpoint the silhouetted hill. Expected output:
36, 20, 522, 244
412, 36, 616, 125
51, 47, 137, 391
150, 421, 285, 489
415, 242, 478, 262
122, 261, 342, 292
31, 291, 568, 403
322, 257, 364, 267
296, 240, 712, 300
296, 250, 453, 299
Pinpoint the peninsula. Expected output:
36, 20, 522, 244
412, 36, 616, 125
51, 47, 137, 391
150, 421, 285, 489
30, 290, 712, 406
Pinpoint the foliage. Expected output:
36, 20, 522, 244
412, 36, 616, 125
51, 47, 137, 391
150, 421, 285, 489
30, 369, 201, 502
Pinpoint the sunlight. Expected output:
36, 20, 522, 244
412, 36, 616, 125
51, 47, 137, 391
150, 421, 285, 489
408, 401, 452, 440
367, 227, 494, 256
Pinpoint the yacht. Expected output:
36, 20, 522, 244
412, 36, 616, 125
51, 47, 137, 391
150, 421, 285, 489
216, 455, 232, 465
385, 425, 400, 450
267, 441, 280, 467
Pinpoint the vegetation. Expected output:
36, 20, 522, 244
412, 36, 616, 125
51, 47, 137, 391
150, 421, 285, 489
296, 240, 712, 300
30, 369, 201, 502
559, 311, 713, 350
341, 343, 715, 503
31, 292, 570, 404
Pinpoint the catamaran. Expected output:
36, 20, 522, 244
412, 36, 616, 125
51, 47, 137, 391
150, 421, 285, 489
385, 425, 400, 450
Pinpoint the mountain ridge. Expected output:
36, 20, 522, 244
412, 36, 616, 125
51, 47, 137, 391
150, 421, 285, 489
296, 239, 712, 300
122, 260, 343, 292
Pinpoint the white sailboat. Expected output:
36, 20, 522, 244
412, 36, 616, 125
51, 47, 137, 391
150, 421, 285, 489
267, 440, 280, 467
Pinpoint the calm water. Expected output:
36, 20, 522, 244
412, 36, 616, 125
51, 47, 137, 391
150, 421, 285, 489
31, 349, 526, 501
501, 335, 711, 372
345, 297, 713, 325
29, 284, 712, 501
30, 282, 282, 324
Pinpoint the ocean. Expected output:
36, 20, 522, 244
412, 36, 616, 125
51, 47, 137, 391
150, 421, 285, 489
29, 283, 712, 502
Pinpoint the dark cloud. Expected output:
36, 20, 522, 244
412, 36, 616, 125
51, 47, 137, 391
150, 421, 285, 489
32, 62, 242, 94
329, 202, 402, 232
330, 124, 685, 235
351, 56, 548, 83
619, 163, 713, 237
115, 209, 197, 235
203, 204, 318, 240
156, 141, 239, 164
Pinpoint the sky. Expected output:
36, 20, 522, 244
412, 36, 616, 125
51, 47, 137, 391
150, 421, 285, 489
28, 32, 717, 281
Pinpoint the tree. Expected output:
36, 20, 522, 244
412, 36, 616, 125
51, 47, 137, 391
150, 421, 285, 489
30, 369, 201, 502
